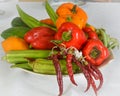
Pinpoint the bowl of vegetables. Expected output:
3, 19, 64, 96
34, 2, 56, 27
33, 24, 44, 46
1, 1, 119, 96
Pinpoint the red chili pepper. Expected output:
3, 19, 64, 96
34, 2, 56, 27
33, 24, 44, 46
24, 26, 56, 49
83, 27, 99, 40
54, 22, 87, 50
51, 54, 63, 96
90, 65, 103, 90
82, 39, 110, 66
72, 55, 103, 95
66, 53, 77, 86
72, 56, 97, 94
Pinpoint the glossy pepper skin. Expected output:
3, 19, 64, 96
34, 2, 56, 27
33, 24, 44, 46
56, 3, 88, 29
24, 26, 56, 50
83, 27, 99, 40
82, 39, 110, 66
55, 22, 87, 50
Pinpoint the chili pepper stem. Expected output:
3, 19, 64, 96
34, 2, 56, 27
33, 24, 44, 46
66, 48, 78, 86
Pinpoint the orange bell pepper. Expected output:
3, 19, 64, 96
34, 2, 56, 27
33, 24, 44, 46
56, 3, 88, 29
40, 18, 54, 26
1, 36, 29, 52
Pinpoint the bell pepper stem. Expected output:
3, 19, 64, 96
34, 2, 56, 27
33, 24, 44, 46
62, 30, 72, 41
90, 47, 101, 59
71, 5, 77, 14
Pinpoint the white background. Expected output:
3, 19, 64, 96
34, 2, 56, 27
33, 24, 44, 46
0, 1, 120, 96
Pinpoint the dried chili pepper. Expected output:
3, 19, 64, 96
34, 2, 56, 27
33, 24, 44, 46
51, 54, 63, 96
72, 56, 92, 93
72, 55, 103, 96
84, 64, 103, 91
90, 65, 103, 90
82, 39, 110, 66
66, 52, 77, 86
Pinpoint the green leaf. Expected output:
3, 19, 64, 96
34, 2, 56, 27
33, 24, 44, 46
45, 1, 58, 25
16, 5, 56, 30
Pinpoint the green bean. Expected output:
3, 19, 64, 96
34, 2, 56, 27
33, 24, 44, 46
100, 29, 108, 47
108, 38, 119, 49
96, 28, 108, 47
96, 28, 119, 50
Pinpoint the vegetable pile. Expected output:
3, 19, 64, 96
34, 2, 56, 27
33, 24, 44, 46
1, 1, 119, 96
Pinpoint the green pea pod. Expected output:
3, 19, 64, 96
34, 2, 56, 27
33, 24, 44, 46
96, 28, 108, 47
16, 5, 56, 30
28, 58, 80, 75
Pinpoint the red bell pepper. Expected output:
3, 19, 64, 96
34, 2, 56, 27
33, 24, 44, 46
83, 27, 99, 40
24, 26, 56, 49
82, 39, 110, 66
54, 22, 87, 50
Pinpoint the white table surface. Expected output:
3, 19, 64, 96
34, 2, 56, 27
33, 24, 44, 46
0, 1, 120, 96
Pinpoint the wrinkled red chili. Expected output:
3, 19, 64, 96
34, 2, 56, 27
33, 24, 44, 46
72, 55, 103, 95
72, 56, 92, 92
90, 65, 103, 90
66, 53, 77, 86
51, 54, 63, 96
